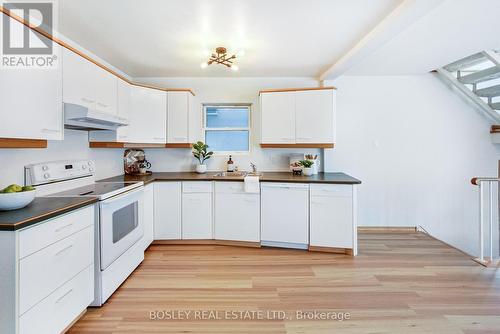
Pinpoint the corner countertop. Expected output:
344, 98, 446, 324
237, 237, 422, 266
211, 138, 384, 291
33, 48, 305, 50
0, 197, 98, 231
99, 171, 362, 185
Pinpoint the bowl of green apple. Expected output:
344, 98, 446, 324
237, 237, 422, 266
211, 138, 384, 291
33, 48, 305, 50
0, 184, 36, 211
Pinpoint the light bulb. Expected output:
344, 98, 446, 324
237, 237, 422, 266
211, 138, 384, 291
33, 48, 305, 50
200, 62, 208, 69
231, 64, 239, 71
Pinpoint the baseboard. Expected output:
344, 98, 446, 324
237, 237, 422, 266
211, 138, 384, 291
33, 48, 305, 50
62, 309, 86, 333
308, 245, 353, 256
358, 226, 417, 233
152, 239, 261, 248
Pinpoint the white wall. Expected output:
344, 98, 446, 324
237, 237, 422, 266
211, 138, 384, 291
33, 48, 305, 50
135, 77, 324, 172
0, 130, 123, 188
324, 74, 500, 256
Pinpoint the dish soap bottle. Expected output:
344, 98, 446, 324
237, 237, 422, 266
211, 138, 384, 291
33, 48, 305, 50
227, 155, 234, 172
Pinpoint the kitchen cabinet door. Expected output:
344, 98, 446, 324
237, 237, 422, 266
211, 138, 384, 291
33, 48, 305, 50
94, 66, 117, 115
154, 182, 182, 239
62, 47, 95, 110
0, 17, 63, 140
214, 182, 260, 242
295, 89, 334, 144
141, 184, 154, 249
88, 78, 130, 142
260, 92, 295, 144
310, 184, 354, 249
182, 182, 213, 239
167, 91, 189, 143
261, 183, 309, 248
128, 86, 167, 143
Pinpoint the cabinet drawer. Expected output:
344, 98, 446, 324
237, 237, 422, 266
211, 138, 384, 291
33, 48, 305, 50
182, 181, 213, 193
19, 264, 94, 334
310, 184, 352, 197
19, 225, 94, 315
215, 181, 246, 193
19, 205, 94, 259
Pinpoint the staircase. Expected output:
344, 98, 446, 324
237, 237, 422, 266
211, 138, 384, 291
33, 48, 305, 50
437, 50, 500, 142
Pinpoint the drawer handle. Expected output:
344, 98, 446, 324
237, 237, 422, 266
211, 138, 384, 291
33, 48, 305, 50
55, 223, 73, 233
55, 289, 73, 304
174, 136, 187, 140
97, 102, 108, 107
81, 97, 95, 103
55, 244, 74, 257
41, 128, 61, 134
154, 137, 165, 140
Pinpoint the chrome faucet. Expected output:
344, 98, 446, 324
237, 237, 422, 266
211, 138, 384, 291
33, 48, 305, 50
250, 162, 257, 173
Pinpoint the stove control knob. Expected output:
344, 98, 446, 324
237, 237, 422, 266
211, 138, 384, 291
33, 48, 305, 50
43, 173, 50, 179
89, 167, 94, 172
88, 161, 93, 166
82, 165, 87, 170
42, 165, 49, 171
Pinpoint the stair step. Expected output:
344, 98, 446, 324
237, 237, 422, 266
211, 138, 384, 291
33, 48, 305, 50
444, 52, 486, 72
459, 67, 500, 84
490, 102, 500, 110
475, 84, 500, 97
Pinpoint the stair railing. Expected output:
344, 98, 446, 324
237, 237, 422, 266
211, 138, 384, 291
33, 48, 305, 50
471, 177, 500, 266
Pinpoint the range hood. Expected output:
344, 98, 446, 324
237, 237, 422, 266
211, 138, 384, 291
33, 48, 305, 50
64, 103, 129, 131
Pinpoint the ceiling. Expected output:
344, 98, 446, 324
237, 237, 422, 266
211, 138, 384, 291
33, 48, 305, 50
58, 0, 402, 78
347, 0, 500, 75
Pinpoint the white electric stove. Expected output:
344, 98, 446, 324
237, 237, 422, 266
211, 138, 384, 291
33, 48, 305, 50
24, 160, 145, 306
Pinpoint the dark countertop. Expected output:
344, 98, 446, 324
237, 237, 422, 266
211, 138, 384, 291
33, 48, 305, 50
99, 171, 361, 185
0, 197, 98, 231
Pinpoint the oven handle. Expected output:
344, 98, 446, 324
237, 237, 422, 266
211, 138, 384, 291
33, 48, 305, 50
99, 186, 144, 207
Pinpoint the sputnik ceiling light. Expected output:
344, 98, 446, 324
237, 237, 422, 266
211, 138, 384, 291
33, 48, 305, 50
201, 47, 242, 71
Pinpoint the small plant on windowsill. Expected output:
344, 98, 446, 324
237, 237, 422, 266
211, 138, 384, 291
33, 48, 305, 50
192, 141, 213, 174
299, 159, 314, 176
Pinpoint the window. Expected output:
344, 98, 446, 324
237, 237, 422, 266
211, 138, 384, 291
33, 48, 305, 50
203, 105, 251, 153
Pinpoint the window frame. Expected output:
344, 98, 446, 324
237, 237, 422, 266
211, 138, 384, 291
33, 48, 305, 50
202, 104, 252, 155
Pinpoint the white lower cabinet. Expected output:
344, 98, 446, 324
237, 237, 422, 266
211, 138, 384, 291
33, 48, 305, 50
19, 265, 94, 334
0, 205, 96, 334
154, 182, 182, 239
261, 183, 309, 249
141, 184, 154, 250
182, 182, 213, 239
214, 182, 260, 242
310, 184, 356, 252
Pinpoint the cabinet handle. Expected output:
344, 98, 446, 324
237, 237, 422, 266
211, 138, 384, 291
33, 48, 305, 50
41, 128, 61, 134
97, 102, 108, 108
55, 289, 73, 304
174, 136, 187, 140
55, 223, 73, 233
81, 97, 95, 103
154, 137, 165, 140
54, 244, 73, 257
296, 137, 311, 140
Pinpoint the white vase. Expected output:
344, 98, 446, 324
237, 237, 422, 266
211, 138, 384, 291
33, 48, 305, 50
196, 164, 207, 174
303, 167, 313, 176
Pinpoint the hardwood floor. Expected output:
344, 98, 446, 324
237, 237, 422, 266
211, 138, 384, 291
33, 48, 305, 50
68, 232, 500, 334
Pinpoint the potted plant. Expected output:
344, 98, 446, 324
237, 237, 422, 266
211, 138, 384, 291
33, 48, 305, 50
299, 159, 314, 176
192, 141, 213, 173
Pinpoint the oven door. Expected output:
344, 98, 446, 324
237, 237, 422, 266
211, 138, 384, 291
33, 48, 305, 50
99, 187, 144, 270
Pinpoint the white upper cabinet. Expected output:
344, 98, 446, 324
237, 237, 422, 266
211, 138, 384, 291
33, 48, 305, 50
0, 16, 63, 140
93, 66, 117, 114
127, 86, 166, 143
167, 91, 191, 143
62, 48, 117, 114
260, 91, 296, 144
260, 88, 335, 145
295, 90, 334, 143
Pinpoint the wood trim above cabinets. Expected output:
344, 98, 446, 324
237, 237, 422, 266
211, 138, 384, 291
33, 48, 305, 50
0, 138, 47, 148
260, 143, 334, 148
259, 86, 336, 95
165, 143, 192, 148
0, 7, 195, 96
89, 142, 192, 149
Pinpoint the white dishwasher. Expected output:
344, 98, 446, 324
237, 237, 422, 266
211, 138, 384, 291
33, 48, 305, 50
261, 182, 309, 249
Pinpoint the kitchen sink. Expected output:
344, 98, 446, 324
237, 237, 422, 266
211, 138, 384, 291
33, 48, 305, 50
212, 171, 262, 178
